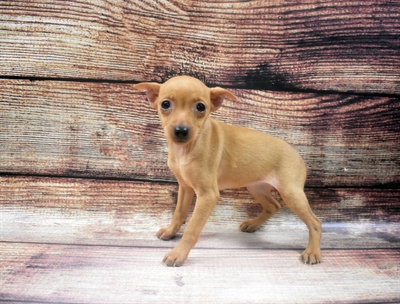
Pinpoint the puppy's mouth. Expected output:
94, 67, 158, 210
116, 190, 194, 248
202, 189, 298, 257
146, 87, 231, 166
172, 136, 190, 144
171, 134, 195, 145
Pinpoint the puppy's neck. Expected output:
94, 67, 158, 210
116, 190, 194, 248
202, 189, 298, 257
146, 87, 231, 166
169, 141, 193, 160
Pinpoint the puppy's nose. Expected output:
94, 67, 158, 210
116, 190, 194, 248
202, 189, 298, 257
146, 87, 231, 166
174, 125, 189, 140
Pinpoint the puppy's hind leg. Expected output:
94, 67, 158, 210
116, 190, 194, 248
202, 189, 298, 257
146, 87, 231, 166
279, 186, 322, 264
239, 184, 281, 233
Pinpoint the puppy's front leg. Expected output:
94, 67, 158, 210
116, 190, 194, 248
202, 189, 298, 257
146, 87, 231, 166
156, 184, 194, 240
163, 187, 219, 267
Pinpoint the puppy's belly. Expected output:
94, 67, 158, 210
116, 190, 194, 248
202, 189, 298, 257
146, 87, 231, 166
218, 174, 279, 191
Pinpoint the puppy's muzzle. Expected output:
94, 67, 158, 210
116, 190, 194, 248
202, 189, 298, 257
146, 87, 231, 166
173, 125, 190, 142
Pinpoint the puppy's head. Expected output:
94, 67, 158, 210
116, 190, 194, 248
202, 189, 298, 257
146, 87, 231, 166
134, 76, 237, 145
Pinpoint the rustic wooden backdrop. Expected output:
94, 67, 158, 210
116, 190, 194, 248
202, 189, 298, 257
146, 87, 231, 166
1, 1, 399, 303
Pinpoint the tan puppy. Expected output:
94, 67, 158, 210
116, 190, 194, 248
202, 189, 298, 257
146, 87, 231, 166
134, 76, 322, 266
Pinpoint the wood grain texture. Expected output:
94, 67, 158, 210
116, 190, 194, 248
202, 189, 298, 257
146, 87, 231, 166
1, 80, 399, 187
0, 0, 399, 94
1, 1, 399, 302
1, 176, 399, 250
1, 242, 399, 304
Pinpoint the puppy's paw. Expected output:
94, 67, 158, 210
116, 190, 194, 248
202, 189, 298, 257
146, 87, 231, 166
301, 248, 322, 265
163, 246, 190, 267
239, 219, 261, 233
156, 226, 177, 240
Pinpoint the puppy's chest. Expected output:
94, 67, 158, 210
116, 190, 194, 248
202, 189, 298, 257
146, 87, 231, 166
167, 145, 194, 172
167, 154, 190, 177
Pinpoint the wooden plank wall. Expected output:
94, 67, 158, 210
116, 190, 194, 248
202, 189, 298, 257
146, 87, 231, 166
1, 0, 399, 211
0, 1, 399, 303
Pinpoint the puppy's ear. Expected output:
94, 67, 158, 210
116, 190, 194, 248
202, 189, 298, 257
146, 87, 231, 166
209, 87, 238, 111
133, 82, 161, 108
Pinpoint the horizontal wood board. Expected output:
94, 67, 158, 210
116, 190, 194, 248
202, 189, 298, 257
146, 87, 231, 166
0, 0, 399, 94
1, 176, 399, 250
1, 80, 399, 187
1, 242, 399, 304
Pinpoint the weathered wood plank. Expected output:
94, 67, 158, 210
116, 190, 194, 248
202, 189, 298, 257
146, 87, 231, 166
1, 177, 399, 249
1, 242, 399, 303
1, 80, 399, 187
0, 1, 399, 94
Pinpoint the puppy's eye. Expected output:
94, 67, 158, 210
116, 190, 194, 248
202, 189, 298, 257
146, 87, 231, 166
161, 100, 171, 110
196, 102, 206, 113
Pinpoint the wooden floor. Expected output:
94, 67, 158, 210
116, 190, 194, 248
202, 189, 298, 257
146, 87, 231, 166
1, 244, 399, 304
1, 177, 400, 303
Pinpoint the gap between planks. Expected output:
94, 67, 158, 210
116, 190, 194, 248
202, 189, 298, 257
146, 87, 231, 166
2, 76, 399, 99
1, 240, 400, 252
2, 172, 399, 190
